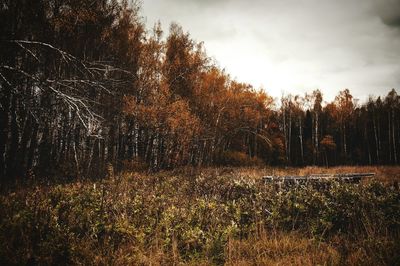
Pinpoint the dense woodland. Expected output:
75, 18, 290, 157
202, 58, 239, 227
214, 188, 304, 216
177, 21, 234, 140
0, 0, 399, 181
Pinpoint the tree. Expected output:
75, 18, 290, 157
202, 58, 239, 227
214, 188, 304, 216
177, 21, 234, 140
334, 89, 354, 160
367, 97, 381, 163
293, 95, 305, 165
2, 0, 400, 183
384, 89, 399, 164
164, 23, 206, 101
0, 0, 143, 180
320, 135, 336, 167
280, 94, 293, 164
304, 90, 323, 164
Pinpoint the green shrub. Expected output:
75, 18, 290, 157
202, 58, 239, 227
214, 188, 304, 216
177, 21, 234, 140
0, 171, 399, 265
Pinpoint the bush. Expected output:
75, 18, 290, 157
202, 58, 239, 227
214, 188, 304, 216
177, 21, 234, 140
0, 170, 399, 265
219, 151, 264, 167
121, 158, 149, 172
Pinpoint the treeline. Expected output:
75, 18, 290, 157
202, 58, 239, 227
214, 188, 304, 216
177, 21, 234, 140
279, 88, 399, 167
0, 1, 399, 181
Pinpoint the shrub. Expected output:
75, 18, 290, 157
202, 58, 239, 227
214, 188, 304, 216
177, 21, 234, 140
0, 169, 399, 265
219, 151, 264, 167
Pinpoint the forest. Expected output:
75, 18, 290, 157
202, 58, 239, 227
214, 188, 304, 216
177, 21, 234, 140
1, 0, 400, 182
1, 1, 400, 265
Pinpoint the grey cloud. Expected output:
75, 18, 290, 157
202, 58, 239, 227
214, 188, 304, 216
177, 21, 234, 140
173, 0, 231, 8
142, 0, 400, 101
375, 0, 400, 27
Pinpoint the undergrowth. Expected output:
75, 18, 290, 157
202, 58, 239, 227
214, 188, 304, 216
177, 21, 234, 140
0, 167, 399, 265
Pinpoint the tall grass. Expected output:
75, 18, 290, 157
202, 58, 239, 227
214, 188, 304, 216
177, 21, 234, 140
1, 167, 399, 265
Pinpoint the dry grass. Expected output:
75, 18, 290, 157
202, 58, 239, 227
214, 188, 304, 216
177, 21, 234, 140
1, 166, 399, 265
225, 232, 340, 266
205, 165, 400, 184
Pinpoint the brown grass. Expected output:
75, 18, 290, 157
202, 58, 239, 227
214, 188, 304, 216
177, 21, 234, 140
225, 232, 340, 266
1, 166, 399, 265
192, 165, 400, 184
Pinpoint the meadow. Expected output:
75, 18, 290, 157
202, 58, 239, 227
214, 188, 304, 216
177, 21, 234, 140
1, 166, 399, 265
2, 1, 400, 265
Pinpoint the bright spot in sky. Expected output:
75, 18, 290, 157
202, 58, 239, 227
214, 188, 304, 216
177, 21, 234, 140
142, 0, 400, 103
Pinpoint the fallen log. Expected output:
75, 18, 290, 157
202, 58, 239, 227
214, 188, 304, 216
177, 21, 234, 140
263, 173, 375, 185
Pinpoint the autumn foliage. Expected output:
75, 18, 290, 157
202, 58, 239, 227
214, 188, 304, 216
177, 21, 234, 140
0, 1, 399, 181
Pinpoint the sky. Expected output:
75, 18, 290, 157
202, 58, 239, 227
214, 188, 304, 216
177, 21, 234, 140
141, 0, 400, 103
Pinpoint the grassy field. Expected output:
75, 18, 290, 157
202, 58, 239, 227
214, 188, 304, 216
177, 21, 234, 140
1, 166, 399, 265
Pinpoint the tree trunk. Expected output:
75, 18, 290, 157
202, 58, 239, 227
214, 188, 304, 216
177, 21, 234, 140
392, 110, 397, 164
254, 127, 258, 159
343, 122, 347, 157
388, 111, 392, 162
283, 109, 289, 163
288, 110, 292, 164
373, 114, 380, 163
0, 89, 11, 180
365, 124, 371, 165
325, 150, 329, 167
299, 116, 304, 164
17, 115, 32, 177
6, 95, 19, 179
26, 122, 38, 171
314, 112, 319, 164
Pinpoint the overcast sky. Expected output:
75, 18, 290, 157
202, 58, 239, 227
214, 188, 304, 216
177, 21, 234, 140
142, 0, 400, 102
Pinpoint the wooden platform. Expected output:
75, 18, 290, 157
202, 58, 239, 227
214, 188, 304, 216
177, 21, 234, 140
263, 173, 375, 185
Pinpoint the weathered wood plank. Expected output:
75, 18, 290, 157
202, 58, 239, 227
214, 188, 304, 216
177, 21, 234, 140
263, 173, 375, 185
